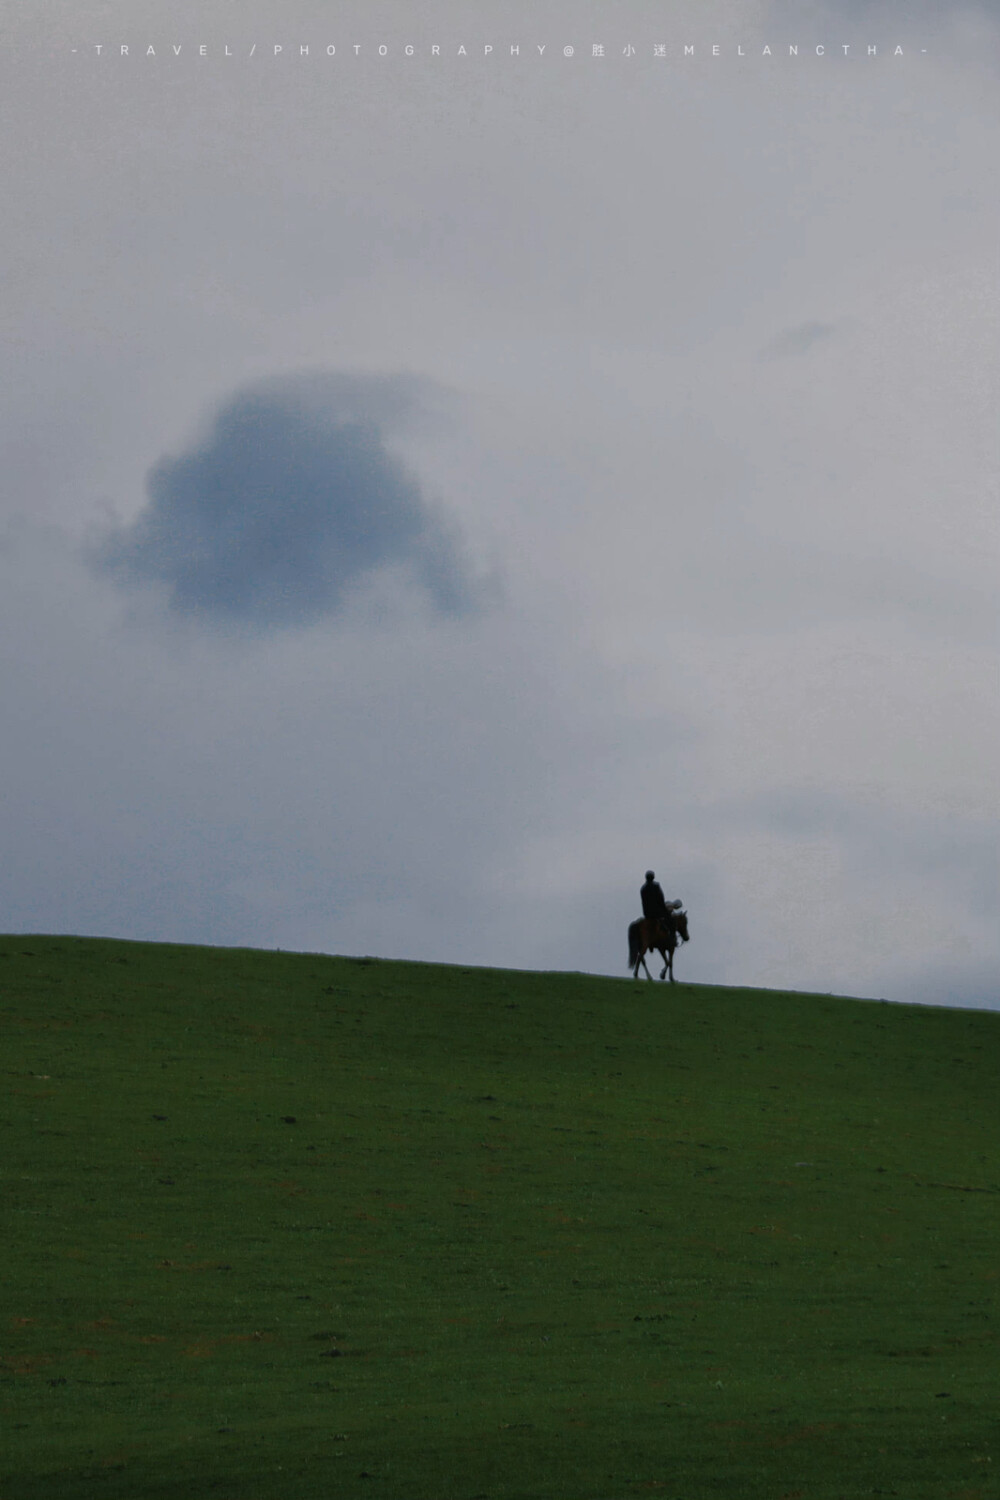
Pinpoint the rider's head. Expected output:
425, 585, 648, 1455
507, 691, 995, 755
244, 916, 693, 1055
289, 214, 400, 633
645, 870, 655, 881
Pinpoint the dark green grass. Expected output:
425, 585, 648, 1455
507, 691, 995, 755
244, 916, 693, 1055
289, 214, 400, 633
2, 936, 997, 1499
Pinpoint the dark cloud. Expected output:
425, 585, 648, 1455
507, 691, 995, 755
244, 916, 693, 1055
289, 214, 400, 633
760, 321, 837, 360
95, 372, 480, 629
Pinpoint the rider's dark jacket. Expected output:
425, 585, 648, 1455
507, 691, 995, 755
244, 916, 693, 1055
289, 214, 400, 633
641, 878, 669, 921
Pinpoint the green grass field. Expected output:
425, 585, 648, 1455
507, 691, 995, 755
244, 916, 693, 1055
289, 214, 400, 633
2, 935, 997, 1499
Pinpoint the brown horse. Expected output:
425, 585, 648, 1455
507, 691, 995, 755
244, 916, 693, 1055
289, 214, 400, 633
628, 909, 690, 982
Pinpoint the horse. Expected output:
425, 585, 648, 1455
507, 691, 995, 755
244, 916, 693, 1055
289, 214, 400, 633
627, 909, 690, 982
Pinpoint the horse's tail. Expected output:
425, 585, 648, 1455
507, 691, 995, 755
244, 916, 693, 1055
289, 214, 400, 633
627, 920, 640, 970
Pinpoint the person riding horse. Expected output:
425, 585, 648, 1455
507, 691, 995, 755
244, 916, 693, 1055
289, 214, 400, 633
631, 871, 688, 980
641, 871, 682, 930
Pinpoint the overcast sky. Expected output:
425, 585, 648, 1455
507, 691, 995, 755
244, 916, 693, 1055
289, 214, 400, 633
2, 0, 997, 1007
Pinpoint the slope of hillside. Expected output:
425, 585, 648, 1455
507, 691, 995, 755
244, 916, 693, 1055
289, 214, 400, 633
2, 936, 997, 1499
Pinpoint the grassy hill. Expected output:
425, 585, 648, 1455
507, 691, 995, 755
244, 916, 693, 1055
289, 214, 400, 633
2, 935, 997, 1499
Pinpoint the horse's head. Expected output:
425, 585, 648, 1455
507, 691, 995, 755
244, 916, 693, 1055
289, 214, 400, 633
674, 910, 690, 943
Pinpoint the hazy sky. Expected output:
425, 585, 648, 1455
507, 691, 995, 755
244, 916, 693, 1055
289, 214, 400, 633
2, 0, 997, 1006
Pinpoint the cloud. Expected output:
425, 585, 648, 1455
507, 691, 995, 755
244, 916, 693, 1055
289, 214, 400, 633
760, 321, 838, 360
94, 372, 481, 629
3, 4, 996, 1012
686, 784, 1000, 1006
769, 0, 997, 28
